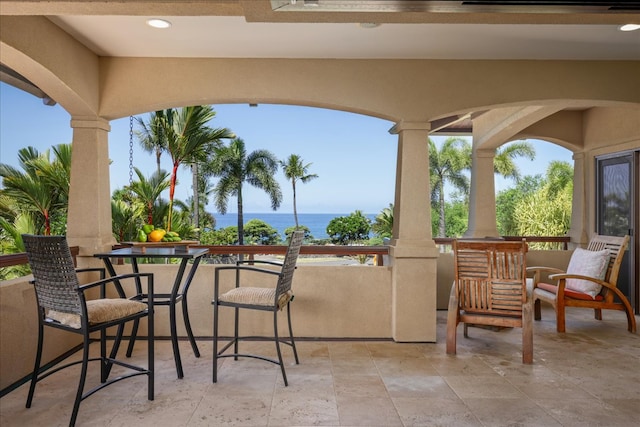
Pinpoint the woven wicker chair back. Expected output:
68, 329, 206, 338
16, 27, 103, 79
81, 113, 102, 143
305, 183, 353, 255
276, 230, 304, 297
22, 234, 82, 315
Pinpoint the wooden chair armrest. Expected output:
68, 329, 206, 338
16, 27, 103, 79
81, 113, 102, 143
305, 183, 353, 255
527, 266, 565, 288
549, 273, 604, 284
526, 266, 564, 274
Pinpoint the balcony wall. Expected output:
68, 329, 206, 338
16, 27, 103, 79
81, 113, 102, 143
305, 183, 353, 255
0, 249, 571, 392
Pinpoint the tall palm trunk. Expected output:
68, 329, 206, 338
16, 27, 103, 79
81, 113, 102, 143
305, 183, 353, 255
167, 162, 179, 231
439, 185, 446, 238
192, 164, 199, 229
292, 180, 299, 228
237, 186, 244, 245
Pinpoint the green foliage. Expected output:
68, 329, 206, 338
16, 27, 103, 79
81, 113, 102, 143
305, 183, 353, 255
326, 210, 371, 244
429, 137, 471, 237
244, 219, 281, 245
430, 199, 468, 238
200, 227, 238, 245
0, 144, 71, 235
514, 184, 572, 249
372, 203, 393, 238
496, 175, 544, 236
111, 199, 143, 242
284, 225, 313, 242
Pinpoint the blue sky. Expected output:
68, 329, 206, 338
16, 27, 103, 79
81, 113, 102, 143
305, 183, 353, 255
1, 82, 572, 214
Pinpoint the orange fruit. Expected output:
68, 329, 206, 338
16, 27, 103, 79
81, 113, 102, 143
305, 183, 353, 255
148, 229, 166, 242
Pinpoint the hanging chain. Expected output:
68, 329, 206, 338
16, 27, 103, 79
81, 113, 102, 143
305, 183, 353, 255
128, 115, 134, 186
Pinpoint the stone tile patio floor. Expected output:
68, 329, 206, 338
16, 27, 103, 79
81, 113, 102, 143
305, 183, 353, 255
1, 306, 638, 426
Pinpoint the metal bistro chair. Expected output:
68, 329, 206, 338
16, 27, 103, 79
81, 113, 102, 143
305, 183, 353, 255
22, 235, 154, 427
212, 230, 304, 386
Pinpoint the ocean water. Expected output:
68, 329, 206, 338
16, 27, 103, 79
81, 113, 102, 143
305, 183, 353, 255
212, 212, 377, 240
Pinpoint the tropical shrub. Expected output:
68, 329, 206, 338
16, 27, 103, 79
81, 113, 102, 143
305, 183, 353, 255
244, 219, 280, 245
326, 210, 371, 245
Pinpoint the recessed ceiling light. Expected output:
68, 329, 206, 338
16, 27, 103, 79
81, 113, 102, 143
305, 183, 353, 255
619, 24, 640, 32
147, 19, 172, 29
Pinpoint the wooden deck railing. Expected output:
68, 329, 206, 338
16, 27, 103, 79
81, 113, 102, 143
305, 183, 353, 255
0, 236, 570, 270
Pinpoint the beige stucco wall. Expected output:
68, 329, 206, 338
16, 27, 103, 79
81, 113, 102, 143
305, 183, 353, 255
0, 262, 392, 390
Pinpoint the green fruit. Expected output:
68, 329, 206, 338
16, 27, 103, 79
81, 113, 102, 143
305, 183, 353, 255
136, 230, 148, 242
142, 224, 154, 234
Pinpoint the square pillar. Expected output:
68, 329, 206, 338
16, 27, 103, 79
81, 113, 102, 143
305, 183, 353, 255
389, 121, 439, 342
67, 116, 116, 254
465, 148, 499, 238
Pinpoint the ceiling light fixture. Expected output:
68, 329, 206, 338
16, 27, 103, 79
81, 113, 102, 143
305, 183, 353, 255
359, 23, 381, 29
147, 19, 172, 29
619, 23, 640, 31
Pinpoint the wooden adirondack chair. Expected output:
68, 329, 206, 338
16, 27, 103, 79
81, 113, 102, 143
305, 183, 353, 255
529, 234, 636, 333
447, 239, 533, 364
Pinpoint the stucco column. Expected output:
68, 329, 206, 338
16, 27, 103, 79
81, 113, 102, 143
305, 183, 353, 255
389, 121, 439, 342
67, 116, 116, 255
567, 151, 588, 248
465, 148, 499, 238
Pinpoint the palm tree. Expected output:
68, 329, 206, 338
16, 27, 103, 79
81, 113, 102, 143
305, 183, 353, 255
545, 160, 573, 198
128, 167, 170, 226
136, 111, 167, 175
208, 138, 282, 245
111, 199, 143, 242
494, 141, 536, 182
372, 203, 394, 238
280, 154, 318, 228
137, 106, 234, 231
0, 145, 71, 235
428, 137, 471, 238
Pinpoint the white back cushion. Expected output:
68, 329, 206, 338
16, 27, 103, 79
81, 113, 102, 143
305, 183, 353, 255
565, 248, 610, 298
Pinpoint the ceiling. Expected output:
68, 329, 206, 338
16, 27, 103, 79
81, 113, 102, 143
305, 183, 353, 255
0, 0, 632, 61
1, 0, 639, 115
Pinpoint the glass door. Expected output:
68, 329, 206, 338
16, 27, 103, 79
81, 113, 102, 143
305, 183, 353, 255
596, 152, 638, 313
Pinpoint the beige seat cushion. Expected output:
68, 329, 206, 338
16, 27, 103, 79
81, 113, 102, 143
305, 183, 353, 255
219, 288, 293, 310
47, 299, 147, 329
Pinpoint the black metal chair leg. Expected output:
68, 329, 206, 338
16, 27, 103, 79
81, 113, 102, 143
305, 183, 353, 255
233, 307, 239, 361
273, 311, 288, 386
103, 323, 127, 380
212, 302, 219, 383
147, 299, 155, 401
286, 303, 299, 364
70, 335, 91, 427
26, 321, 44, 409
126, 318, 140, 357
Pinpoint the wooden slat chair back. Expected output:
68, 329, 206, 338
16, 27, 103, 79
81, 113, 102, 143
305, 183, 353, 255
447, 239, 533, 364
530, 234, 636, 333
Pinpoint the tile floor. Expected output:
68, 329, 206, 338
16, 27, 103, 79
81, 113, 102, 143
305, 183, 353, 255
1, 306, 638, 427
